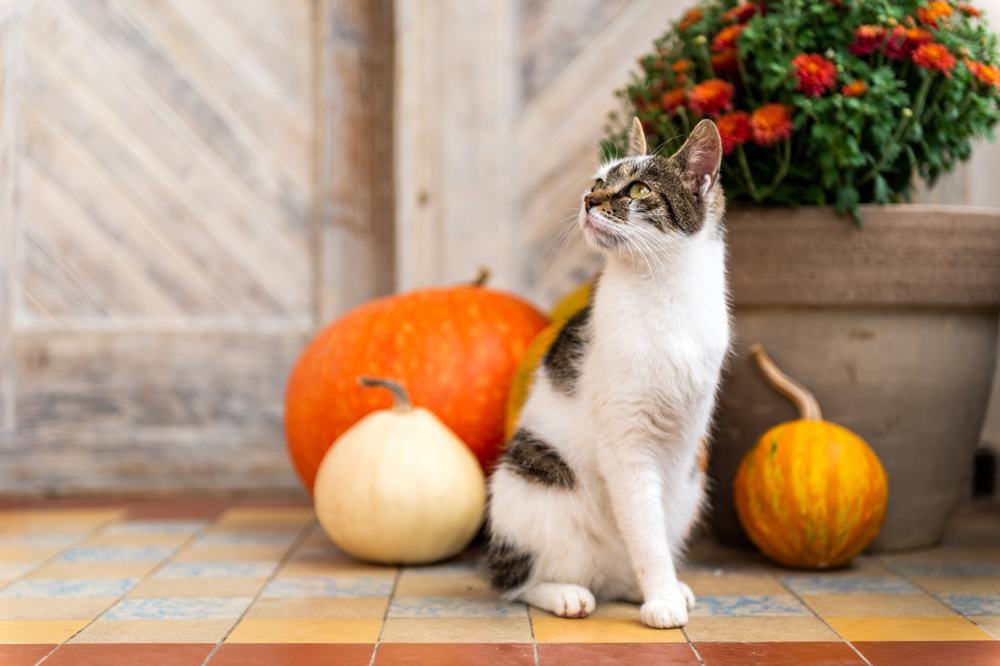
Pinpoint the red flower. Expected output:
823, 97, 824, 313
912, 42, 956, 76
678, 8, 704, 31
841, 80, 867, 97
850, 25, 885, 56
958, 4, 982, 17
965, 60, 1000, 90
672, 59, 693, 75
723, 3, 757, 24
661, 88, 688, 113
688, 79, 735, 116
917, 1, 953, 26
884, 26, 932, 59
711, 48, 739, 74
751, 104, 793, 146
713, 24, 746, 52
717, 111, 752, 155
792, 53, 837, 97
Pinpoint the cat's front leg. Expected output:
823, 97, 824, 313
600, 446, 691, 629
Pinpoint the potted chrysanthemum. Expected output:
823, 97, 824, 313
605, 0, 1000, 551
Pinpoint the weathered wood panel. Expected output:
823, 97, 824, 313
0, 331, 307, 497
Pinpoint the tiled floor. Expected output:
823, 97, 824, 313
0, 501, 998, 665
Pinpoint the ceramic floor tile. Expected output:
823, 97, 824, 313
780, 575, 918, 595
55, 545, 177, 563
81, 533, 191, 547
938, 594, 1000, 615
124, 501, 226, 521
694, 641, 866, 665
245, 597, 390, 619
683, 616, 837, 642
0, 535, 78, 547
826, 615, 994, 641
26, 561, 157, 580
262, 575, 395, 598
912, 576, 1000, 595
531, 616, 685, 644
0, 644, 56, 666
969, 615, 1000, 638
195, 532, 298, 547
45, 643, 214, 666
0, 619, 90, 644
881, 560, 1000, 577
103, 596, 253, 620
70, 619, 235, 644
536, 642, 699, 665
376, 643, 536, 665
0, 509, 124, 527
128, 577, 267, 598
684, 573, 787, 596
854, 640, 1000, 666
380, 617, 532, 643
279, 558, 399, 578
174, 545, 289, 562
0, 597, 113, 620
802, 593, 955, 617
102, 520, 207, 536
388, 596, 528, 618
212, 643, 375, 666
691, 595, 809, 617
226, 618, 382, 644
0, 578, 137, 599
393, 573, 491, 598
0, 562, 38, 580
154, 561, 278, 578
0, 546, 69, 562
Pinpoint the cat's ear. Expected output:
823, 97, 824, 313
627, 117, 648, 157
673, 119, 722, 197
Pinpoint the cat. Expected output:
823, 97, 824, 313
484, 118, 730, 629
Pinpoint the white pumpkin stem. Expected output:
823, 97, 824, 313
358, 377, 413, 412
750, 344, 823, 421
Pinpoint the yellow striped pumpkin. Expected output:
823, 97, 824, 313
733, 345, 888, 569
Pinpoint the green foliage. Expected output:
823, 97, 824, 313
605, 0, 1000, 222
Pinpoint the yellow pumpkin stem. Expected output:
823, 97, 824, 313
358, 377, 413, 412
750, 344, 823, 420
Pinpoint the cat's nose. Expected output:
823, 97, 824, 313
584, 192, 603, 210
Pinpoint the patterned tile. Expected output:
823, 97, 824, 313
56, 545, 177, 563
0, 578, 137, 599
780, 575, 917, 595
938, 595, 1000, 616
213, 643, 375, 666
70, 620, 235, 644
394, 573, 491, 598
0, 619, 90, 643
26, 562, 157, 580
690, 595, 809, 617
683, 616, 838, 642
380, 617, 532, 644
826, 615, 994, 641
969, 616, 1000, 639
278, 558, 398, 578
912, 576, 1000, 595
154, 561, 277, 578
102, 520, 206, 535
401, 559, 479, 577
388, 596, 528, 618
174, 545, 289, 563
196, 532, 297, 547
263, 576, 395, 598
103, 597, 253, 620
128, 578, 266, 599
226, 618, 383, 644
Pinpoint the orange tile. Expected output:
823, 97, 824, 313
695, 642, 865, 665
0, 644, 57, 666
45, 643, 213, 666
537, 643, 699, 665
854, 641, 1000, 666
214, 643, 374, 666
226, 618, 382, 644
826, 616, 994, 641
377, 643, 535, 665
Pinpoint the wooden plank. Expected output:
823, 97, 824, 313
394, 0, 519, 292
0, 329, 309, 496
726, 205, 1000, 307
315, 0, 396, 319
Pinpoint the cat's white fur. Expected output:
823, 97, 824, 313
487, 120, 730, 628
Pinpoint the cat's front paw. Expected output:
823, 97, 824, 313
641, 594, 689, 629
679, 581, 696, 609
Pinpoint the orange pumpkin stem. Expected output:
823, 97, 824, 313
471, 267, 491, 287
749, 344, 823, 420
358, 377, 413, 412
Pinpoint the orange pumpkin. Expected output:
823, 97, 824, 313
734, 345, 888, 569
285, 272, 548, 490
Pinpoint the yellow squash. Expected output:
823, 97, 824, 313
734, 345, 888, 569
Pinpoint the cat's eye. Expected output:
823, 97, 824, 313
591, 179, 604, 192
628, 182, 652, 198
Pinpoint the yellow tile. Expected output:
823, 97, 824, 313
214, 508, 313, 527
529, 602, 641, 621
826, 615, 994, 641
174, 545, 288, 562
803, 593, 954, 617
532, 615, 685, 644
0, 598, 112, 620
226, 618, 382, 644
0, 619, 90, 644
684, 616, 837, 642
70, 619, 234, 644
0, 546, 67, 563
969, 616, 1000, 639
0, 509, 124, 526
381, 617, 531, 644
246, 597, 389, 619
81, 533, 190, 547
28, 562, 157, 580
684, 573, 787, 596
913, 576, 1000, 595
394, 573, 491, 598
279, 559, 397, 579
127, 577, 266, 598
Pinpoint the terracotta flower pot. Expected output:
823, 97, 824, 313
712, 205, 1000, 551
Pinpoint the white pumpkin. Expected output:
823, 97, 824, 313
313, 377, 486, 564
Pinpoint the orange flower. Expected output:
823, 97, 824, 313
688, 79, 735, 116
678, 8, 704, 31
958, 4, 982, 17
717, 111, 752, 155
850, 25, 885, 56
966, 60, 1000, 90
672, 59, 693, 75
792, 53, 837, 97
885, 26, 932, 59
661, 88, 688, 113
711, 48, 739, 74
841, 80, 867, 97
723, 3, 757, 24
751, 104, 793, 146
713, 24, 746, 52
917, 1, 953, 26
912, 42, 956, 75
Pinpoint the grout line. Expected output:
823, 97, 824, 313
368, 566, 403, 666
777, 573, 873, 666
35, 508, 222, 665
199, 516, 318, 665
681, 626, 705, 665
527, 603, 539, 666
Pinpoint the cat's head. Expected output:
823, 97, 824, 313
579, 118, 725, 263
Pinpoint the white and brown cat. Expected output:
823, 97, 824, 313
484, 118, 730, 629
